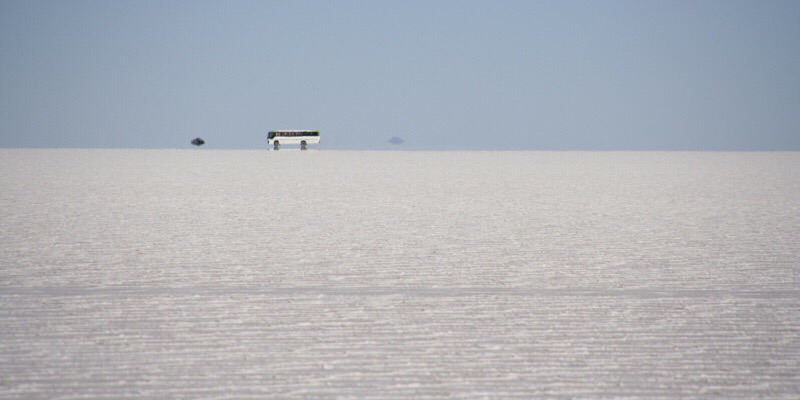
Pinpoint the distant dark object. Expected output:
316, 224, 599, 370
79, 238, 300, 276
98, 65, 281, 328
388, 137, 404, 145
191, 138, 205, 146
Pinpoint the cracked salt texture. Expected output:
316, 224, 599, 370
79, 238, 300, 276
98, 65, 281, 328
1, 149, 798, 398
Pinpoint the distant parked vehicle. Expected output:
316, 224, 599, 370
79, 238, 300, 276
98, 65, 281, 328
268, 130, 320, 150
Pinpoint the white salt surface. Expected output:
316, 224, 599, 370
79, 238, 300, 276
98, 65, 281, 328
1, 149, 798, 398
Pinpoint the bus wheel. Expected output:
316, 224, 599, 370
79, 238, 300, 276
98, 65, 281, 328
273, 141, 280, 150
300, 141, 307, 150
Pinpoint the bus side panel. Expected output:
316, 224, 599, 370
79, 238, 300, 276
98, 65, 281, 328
268, 137, 321, 145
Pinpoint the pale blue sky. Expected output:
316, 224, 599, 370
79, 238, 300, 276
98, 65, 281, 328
1, 0, 798, 150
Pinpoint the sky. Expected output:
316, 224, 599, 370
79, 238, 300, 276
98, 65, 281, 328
1, 0, 799, 150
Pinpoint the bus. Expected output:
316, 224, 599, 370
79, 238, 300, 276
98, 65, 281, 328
268, 130, 320, 150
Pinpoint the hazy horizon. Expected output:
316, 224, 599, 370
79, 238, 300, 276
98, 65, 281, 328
2, 0, 799, 150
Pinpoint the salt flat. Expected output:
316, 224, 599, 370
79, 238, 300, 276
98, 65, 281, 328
1, 149, 798, 398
